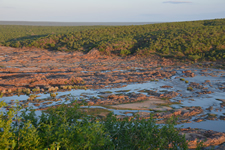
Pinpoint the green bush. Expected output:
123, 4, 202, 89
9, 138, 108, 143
188, 55, 201, 61
187, 86, 193, 91
120, 49, 131, 56
50, 93, 56, 98
0, 101, 189, 149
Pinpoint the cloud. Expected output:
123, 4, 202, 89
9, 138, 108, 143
163, 1, 192, 4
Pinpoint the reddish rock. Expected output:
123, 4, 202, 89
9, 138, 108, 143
154, 106, 203, 119
180, 128, 225, 149
182, 70, 195, 77
160, 85, 173, 88
196, 90, 213, 94
189, 82, 204, 89
159, 91, 179, 99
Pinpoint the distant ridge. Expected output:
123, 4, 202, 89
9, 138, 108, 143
0, 21, 160, 26
1, 19, 224, 62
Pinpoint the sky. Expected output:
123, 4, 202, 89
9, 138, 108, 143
0, 0, 224, 22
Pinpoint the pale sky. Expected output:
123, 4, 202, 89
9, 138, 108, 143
0, 0, 224, 22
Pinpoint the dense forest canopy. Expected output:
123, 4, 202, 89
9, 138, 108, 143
0, 19, 225, 61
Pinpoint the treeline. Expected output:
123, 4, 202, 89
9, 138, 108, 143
1, 19, 225, 61
0, 25, 104, 44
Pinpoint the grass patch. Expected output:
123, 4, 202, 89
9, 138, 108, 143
159, 90, 169, 92
160, 97, 170, 101
115, 90, 131, 93
138, 89, 149, 93
78, 108, 111, 116
157, 101, 182, 107
99, 91, 113, 94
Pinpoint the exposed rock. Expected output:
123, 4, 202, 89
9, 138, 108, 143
147, 90, 160, 96
201, 69, 208, 72
220, 102, 225, 108
188, 82, 204, 89
88, 93, 148, 105
205, 114, 217, 120
159, 91, 179, 99
180, 128, 225, 149
154, 106, 203, 119
205, 80, 211, 83
193, 118, 204, 122
182, 70, 195, 77
86, 48, 100, 56
160, 85, 173, 88
216, 99, 225, 103
219, 116, 225, 120
206, 106, 213, 111
196, 90, 212, 94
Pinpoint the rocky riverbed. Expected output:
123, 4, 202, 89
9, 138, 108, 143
0, 46, 225, 149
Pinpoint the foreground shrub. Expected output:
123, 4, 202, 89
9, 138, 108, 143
0, 101, 188, 149
104, 113, 188, 150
